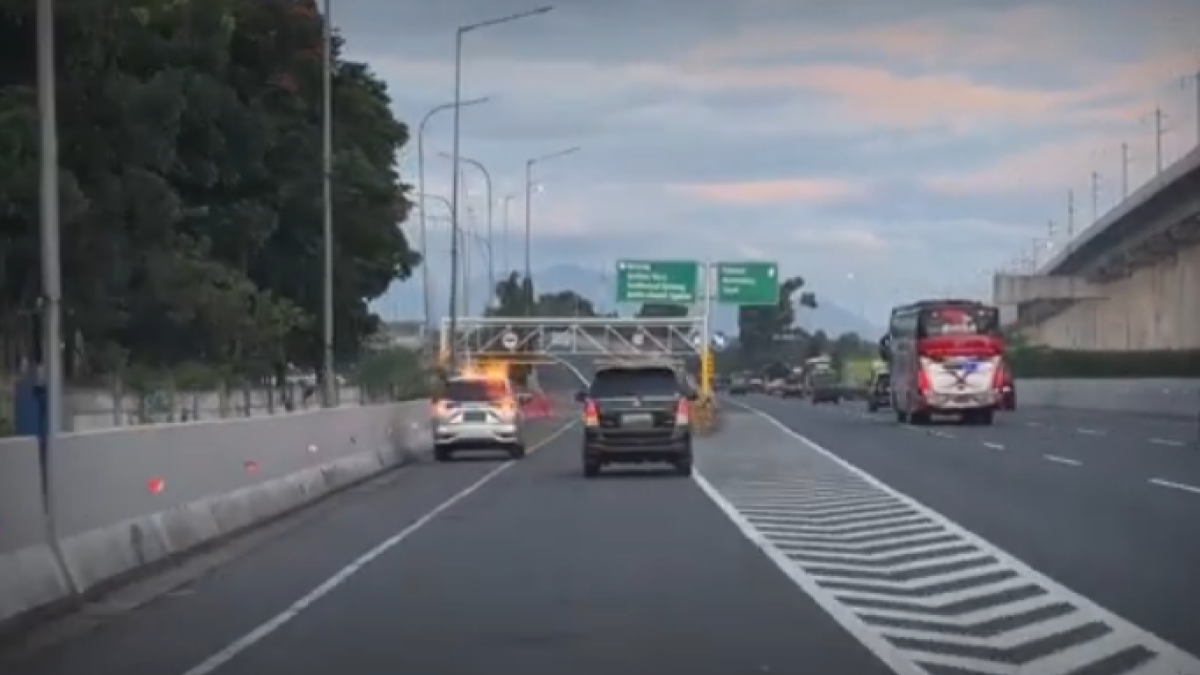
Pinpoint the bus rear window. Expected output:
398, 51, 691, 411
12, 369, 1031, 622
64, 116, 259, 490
919, 307, 999, 337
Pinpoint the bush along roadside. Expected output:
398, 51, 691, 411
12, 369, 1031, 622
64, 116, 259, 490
1007, 348, 1200, 379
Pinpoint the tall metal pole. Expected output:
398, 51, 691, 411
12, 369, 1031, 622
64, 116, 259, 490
1066, 189, 1075, 239
440, 153, 494, 306
501, 195, 513, 274
1191, 69, 1200, 149
447, 7, 552, 368
37, 0, 61, 440
417, 98, 486, 338
1090, 171, 1099, 223
483, 173, 494, 304
447, 29, 464, 371
1154, 107, 1164, 174
321, 0, 335, 406
522, 145, 580, 316
523, 159, 533, 315
1120, 142, 1129, 199
37, 0, 78, 597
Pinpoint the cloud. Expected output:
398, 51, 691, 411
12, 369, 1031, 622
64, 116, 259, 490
668, 178, 865, 205
351, 0, 1200, 325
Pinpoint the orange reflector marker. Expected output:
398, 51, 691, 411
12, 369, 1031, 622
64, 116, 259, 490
244, 460, 259, 473
147, 477, 166, 494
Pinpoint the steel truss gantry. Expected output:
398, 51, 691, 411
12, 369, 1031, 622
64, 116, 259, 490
439, 316, 704, 361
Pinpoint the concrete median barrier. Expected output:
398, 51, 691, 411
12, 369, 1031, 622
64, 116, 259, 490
0, 400, 431, 630
693, 395, 721, 435
1017, 378, 1198, 418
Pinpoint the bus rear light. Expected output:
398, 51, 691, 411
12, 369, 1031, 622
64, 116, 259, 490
917, 368, 931, 393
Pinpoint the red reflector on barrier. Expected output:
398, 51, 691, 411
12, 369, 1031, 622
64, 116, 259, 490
245, 461, 259, 473
147, 477, 165, 494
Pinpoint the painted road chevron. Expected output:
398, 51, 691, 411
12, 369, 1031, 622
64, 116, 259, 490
694, 408, 1200, 675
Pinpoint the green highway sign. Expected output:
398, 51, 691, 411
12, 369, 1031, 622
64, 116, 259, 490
716, 261, 778, 305
615, 260, 699, 303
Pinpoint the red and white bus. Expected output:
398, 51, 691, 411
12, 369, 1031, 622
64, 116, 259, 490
880, 299, 1004, 426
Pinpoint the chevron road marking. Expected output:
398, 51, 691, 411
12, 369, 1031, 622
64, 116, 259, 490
694, 402, 1200, 675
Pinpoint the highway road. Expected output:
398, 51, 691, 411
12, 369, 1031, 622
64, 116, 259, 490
3, 398, 1198, 675
735, 395, 1200, 665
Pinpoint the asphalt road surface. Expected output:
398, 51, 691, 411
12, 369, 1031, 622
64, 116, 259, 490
732, 394, 1200, 668
5, 400, 1198, 675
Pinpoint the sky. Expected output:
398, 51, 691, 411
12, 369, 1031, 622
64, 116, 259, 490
336, 0, 1200, 325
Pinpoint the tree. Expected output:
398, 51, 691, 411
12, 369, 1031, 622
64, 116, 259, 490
536, 290, 596, 317
488, 272, 534, 317
738, 276, 817, 360
0, 0, 418, 393
636, 303, 689, 318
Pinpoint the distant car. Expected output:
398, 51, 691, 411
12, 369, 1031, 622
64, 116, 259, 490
747, 378, 765, 394
432, 376, 526, 461
810, 373, 842, 404
780, 378, 805, 398
866, 372, 891, 412
728, 377, 751, 395
577, 362, 696, 478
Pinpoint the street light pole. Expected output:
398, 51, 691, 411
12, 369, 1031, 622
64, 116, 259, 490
448, 6, 552, 370
321, 0, 335, 407
440, 152, 494, 306
417, 97, 487, 338
37, 0, 78, 597
500, 194, 515, 275
523, 145, 580, 315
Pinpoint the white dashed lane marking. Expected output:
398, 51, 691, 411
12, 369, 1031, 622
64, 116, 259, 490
1044, 455, 1083, 467
1076, 428, 1106, 436
982, 442, 1006, 451
1148, 438, 1185, 448
1148, 478, 1200, 496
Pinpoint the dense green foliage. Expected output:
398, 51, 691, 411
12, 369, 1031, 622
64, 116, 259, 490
0, 0, 417, 387
736, 275, 816, 363
635, 303, 688, 318
1007, 348, 1200, 378
487, 271, 604, 318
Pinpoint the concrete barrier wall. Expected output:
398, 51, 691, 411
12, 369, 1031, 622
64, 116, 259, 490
0, 400, 431, 627
1019, 379, 1198, 418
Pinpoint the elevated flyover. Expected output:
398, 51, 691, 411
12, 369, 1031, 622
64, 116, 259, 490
993, 145, 1200, 350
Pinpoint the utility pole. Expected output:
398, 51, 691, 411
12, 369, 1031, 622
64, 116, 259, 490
1067, 189, 1075, 239
1120, 142, 1129, 199
320, 0, 335, 407
1090, 171, 1100, 223
1153, 107, 1165, 174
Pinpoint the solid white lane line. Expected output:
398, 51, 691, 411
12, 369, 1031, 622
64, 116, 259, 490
1044, 454, 1082, 466
176, 420, 578, 675
1149, 478, 1200, 495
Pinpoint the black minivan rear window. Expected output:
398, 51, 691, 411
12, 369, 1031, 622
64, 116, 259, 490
589, 368, 681, 398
